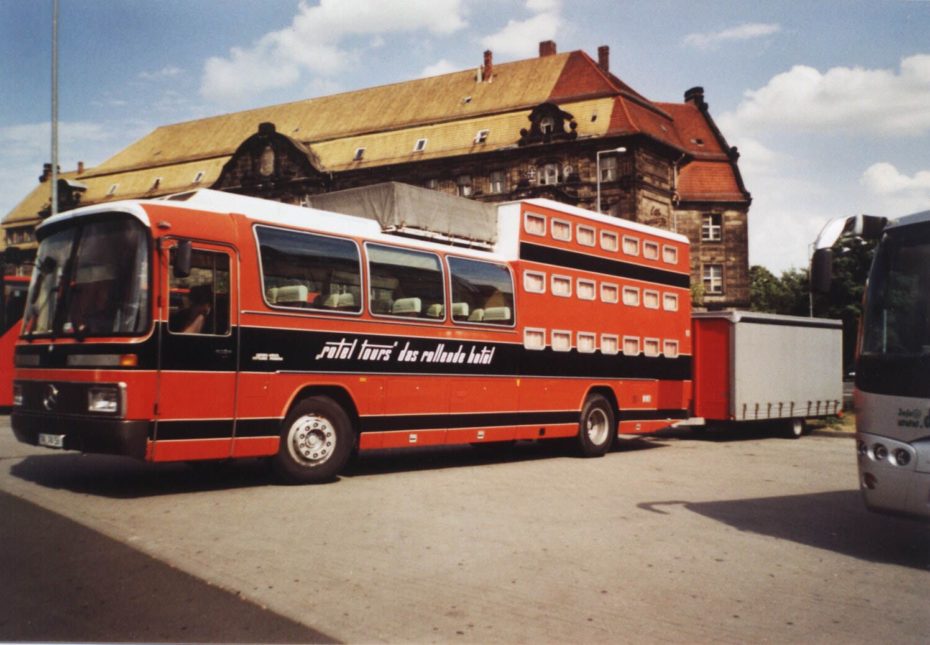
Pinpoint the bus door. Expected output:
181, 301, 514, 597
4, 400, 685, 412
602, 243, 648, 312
152, 241, 239, 461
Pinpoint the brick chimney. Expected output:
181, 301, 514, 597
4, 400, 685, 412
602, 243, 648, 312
77, 161, 84, 174
684, 86, 706, 109
39, 163, 52, 183
597, 45, 610, 73
539, 40, 557, 57
483, 50, 493, 81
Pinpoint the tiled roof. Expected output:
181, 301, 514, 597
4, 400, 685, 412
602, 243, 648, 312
3, 48, 748, 226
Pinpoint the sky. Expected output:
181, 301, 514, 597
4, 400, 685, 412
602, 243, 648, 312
2, 0, 929, 273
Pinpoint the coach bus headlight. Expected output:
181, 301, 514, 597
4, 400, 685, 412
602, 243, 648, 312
873, 444, 888, 461
87, 386, 120, 414
893, 449, 911, 467
856, 440, 867, 456
12, 384, 22, 407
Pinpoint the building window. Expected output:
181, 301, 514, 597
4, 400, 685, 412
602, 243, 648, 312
599, 155, 618, 182
703, 264, 724, 295
539, 163, 560, 185
551, 219, 572, 242
106, 184, 118, 196
425, 178, 438, 190
353, 147, 365, 161
192, 171, 205, 184
540, 116, 555, 134
474, 130, 489, 144
702, 213, 723, 242
456, 175, 472, 197
489, 170, 505, 194
643, 241, 659, 260
577, 225, 595, 247
413, 138, 428, 152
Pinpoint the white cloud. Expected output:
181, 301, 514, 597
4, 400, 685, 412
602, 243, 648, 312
420, 59, 459, 78
722, 54, 930, 137
481, 0, 562, 58
200, 0, 467, 104
861, 162, 930, 213
683, 22, 780, 51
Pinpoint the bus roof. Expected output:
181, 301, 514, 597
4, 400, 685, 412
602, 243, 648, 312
888, 209, 930, 231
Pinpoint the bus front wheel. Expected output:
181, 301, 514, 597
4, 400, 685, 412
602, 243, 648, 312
577, 394, 615, 457
273, 396, 354, 483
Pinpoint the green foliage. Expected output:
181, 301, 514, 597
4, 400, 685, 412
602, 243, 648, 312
749, 265, 809, 316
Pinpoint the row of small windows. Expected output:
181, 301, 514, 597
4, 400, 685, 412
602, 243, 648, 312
353, 130, 492, 162
524, 328, 680, 358
105, 171, 206, 198
523, 270, 679, 311
256, 225, 515, 326
524, 212, 679, 264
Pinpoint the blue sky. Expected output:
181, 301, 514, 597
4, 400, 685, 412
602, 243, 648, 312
2, 0, 929, 273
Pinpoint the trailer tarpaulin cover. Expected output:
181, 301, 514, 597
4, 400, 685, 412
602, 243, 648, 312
307, 182, 498, 245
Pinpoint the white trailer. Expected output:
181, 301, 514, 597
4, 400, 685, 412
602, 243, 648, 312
690, 311, 844, 437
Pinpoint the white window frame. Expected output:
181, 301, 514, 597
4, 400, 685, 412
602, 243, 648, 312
663, 293, 679, 312
643, 289, 660, 310
622, 286, 640, 307
600, 282, 619, 304
413, 138, 428, 152
663, 245, 679, 265
524, 212, 547, 237
644, 338, 661, 357
576, 278, 596, 301
623, 336, 641, 356
577, 332, 597, 354
488, 170, 505, 194
643, 240, 659, 260
663, 339, 680, 358
552, 330, 572, 352
523, 270, 547, 294
601, 334, 619, 355
701, 213, 723, 242
703, 264, 724, 295
551, 219, 572, 242
577, 225, 596, 247
551, 274, 572, 298
524, 328, 546, 350
623, 235, 640, 256
600, 230, 619, 252
474, 129, 490, 144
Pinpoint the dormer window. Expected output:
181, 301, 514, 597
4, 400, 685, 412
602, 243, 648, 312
474, 129, 489, 144
192, 171, 205, 184
353, 147, 365, 161
540, 116, 555, 135
413, 138, 428, 152
107, 184, 118, 196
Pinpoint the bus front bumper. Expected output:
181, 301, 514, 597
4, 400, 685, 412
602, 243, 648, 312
11, 411, 151, 460
857, 432, 930, 520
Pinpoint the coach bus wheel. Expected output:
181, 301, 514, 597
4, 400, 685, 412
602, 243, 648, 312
273, 396, 354, 484
577, 394, 615, 457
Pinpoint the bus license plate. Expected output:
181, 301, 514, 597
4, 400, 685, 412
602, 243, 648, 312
38, 433, 65, 449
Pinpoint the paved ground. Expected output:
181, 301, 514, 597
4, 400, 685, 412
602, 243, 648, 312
1, 416, 928, 643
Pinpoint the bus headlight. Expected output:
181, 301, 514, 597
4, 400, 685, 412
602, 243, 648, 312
87, 386, 120, 414
893, 449, 911, 467
873, 444, 888, 461
12, 384, 22, 407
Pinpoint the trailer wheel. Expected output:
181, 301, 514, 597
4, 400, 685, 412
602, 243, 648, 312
577, 394, 615, 457
784, 418, 804, 439
273, 396, 354, 483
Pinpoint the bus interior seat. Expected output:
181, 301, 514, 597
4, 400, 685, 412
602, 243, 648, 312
468, 308, 485, 322
451, 302, 469, 319
392, 297, 422, 316
271, 284, 309, 305
322, 291, 355, 309
483, 306, 511, 322
426, 303, 444, 318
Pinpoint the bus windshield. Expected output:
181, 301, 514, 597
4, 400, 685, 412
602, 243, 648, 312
23, 216, 151, 338
861, 225, 930, 357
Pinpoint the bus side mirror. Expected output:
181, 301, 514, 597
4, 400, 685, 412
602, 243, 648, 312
173, 240, 192, 279
810, 248, 833, 294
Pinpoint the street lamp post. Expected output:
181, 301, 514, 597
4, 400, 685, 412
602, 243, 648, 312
596, 146, 626, 214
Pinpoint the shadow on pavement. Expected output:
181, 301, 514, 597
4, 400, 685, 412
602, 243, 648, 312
9, 436, 666, 497
638, 490, 930, 570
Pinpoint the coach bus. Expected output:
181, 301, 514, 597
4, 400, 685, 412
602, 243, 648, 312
1, 274, 29, 412
813, 209, 930, 519
11, 187, 692, 483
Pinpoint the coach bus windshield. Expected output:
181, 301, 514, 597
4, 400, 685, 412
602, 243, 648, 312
23, 216, 150, 338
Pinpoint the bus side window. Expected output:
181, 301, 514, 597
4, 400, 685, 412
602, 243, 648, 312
169, 249, 230, 335
367, 244, 444, 320
448, 256, 514, 326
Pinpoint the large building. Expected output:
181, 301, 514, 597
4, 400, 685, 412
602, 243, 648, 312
1, 41, 750, 308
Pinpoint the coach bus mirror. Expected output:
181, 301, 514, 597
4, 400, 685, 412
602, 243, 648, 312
810, 248, 833, 294
173, 240, 192, 279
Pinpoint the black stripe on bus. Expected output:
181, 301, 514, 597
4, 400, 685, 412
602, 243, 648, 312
359, 410, 580, 433
519, 242, 690, 288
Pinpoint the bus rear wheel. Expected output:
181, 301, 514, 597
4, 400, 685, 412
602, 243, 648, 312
577, 394, 615, 457
273, 396, 354, 484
